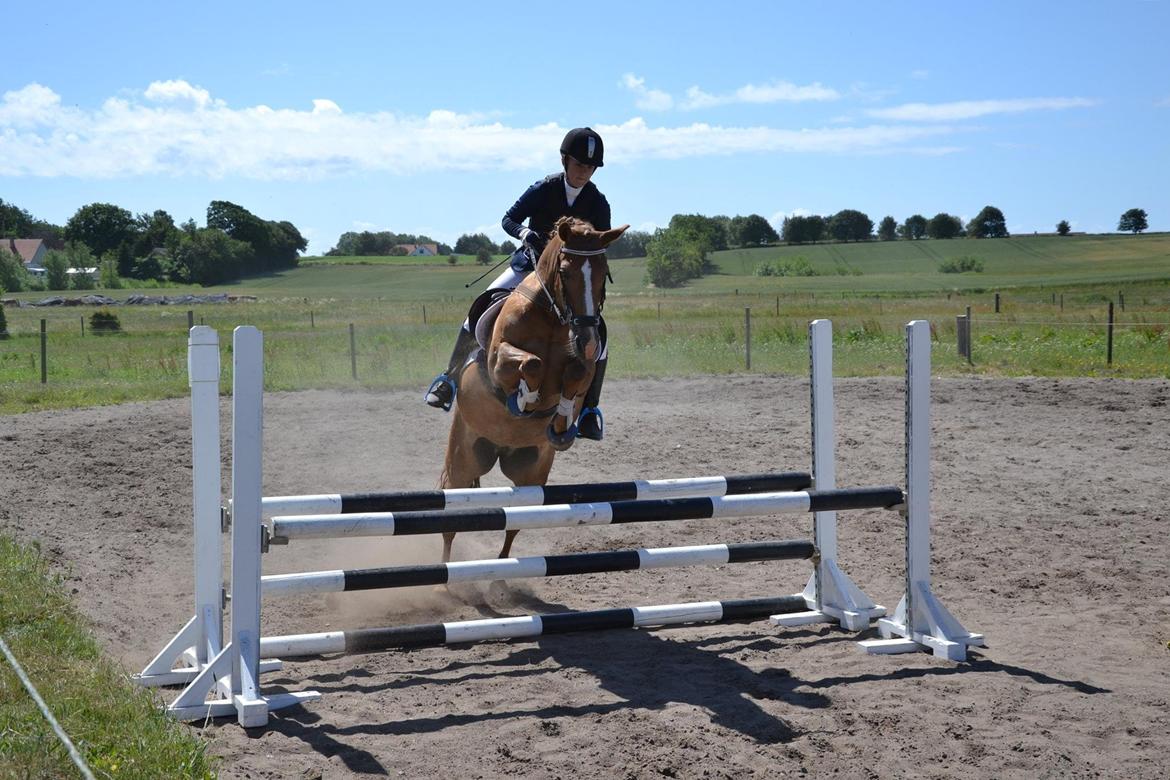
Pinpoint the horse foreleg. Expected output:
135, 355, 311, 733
439, 410, 495, 564
492, 341, 545, 415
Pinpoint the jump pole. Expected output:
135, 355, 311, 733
773, 319, 885, 631
167, 327, 320, 726
857, 320, 984, 660
260, 540, 817, 596
259, 595, 810, 659
258, 472, 813, 517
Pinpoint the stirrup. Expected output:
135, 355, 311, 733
424, 374, 456, 411
577, 406, 603, 441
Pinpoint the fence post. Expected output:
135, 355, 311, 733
956, 315, 968, 358
310, 311, 315, 328
965, 306, 973, 366
1060, 294, 1064, 312
994, 292, 1000, 313
80, 315, 85, 337
1119, 292, 1125, 312
40, 319, 47, 384
1107, 302, 1114, 366
349, 323, 358, 380
422, 305, 427, 325
744, 308, 751, 370
187, 310, 194, 330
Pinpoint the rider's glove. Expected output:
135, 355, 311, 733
522, 228, 545, 256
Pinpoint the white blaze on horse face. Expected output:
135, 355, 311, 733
582, 260, 595, 316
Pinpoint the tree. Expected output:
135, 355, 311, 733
877, 216, 898, 241
97, 252, 122, 289
644, 227, 707, 288
0, 248, 27, 292
454, 233, 497, 255
966, 205, 1008, 238
1056, 220, 1071, 236
827, 209, 874, 242
607, 229, 651, 259
0, 301, 8, 338
781, 215, 826, 245
900, 214, 928, 240
1118, 208, 1148, 234
42, 250, 70, 290
130, 210, 179, 275
170, 228, 254, 286
927, 212, 964, 240
499, 240, 517, 255
735, 214, 780, 246
667, 214, 728, 253
475, 248, 493, 265
65, 203, 137, 274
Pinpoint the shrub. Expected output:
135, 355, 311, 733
447, 254, 458, 265
89, 308, 122, 334
939, 255, 984, 273
475, 248, 492, 265
755, 257, 818, 277
0, 302, 8, 339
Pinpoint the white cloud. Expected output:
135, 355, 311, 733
681, 80, 839, 110
144, 79, 217, 108
0, 82, 962, 180
622, 74, 839, 111
868, 97, 1096, 121
620, 73, 673, 111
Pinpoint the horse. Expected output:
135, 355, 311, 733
438, 217, 629, 564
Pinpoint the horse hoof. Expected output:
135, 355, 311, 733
547, 423, 577, 450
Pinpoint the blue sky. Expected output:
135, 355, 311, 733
2, 1, 1168, 254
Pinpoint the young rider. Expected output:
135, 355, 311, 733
424, 127, 612, 440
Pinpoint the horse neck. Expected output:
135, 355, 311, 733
533, 240, 563, 302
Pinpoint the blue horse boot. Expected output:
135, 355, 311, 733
576, 358, 607, 440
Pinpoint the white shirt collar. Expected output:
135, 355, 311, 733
564, 175, 584, 206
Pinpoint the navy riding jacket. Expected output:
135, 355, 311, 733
502, 173, 612, 249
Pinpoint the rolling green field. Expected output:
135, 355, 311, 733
2, 233, 1168, 414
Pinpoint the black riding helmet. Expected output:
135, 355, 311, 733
560, 127, 604, 168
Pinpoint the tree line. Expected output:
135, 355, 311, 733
0, 197, 306, 291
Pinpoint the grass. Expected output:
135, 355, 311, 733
1, 233, 1169, 414
0, 535, 215, 779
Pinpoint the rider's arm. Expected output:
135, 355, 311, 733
502, 179, 547, 241
590, 189, 612, 232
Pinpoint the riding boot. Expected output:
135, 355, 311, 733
576, 357, 607, 440
425, 327, 480, 411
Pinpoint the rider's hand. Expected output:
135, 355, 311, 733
522, 229, 545, 255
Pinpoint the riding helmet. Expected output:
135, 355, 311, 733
560, 127, 604, 167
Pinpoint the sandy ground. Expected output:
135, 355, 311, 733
2, 375, 1169, 779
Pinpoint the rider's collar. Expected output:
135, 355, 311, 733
564, 175, 584, 206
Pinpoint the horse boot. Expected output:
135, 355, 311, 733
576, 357, 607, 440
425, 327, 479, 411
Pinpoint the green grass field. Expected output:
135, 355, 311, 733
2, 233, 1168, 414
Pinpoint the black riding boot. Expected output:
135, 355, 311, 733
424, 327, 480, 411
576, 357, 607, 440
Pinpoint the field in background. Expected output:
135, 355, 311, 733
1, 234, 1168, 413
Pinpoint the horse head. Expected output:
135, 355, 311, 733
538, 217, 630, 364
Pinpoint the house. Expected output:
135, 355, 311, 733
1, 238, 47, 272
394, 243, 439, 256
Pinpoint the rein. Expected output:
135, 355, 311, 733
524, 244, 606, 328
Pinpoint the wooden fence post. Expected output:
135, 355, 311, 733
744, 308, 752, 370
40, 319, 47, 384
349, 323, 358, 380
1107, 302, 1114, 366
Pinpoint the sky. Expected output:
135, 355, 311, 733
2, 1, 1168, 255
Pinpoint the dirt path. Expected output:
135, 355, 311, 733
2, 375, 1168, 778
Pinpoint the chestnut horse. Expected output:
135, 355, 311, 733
439, 217, 629, 563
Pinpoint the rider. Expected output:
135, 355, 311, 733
424, 127, 612, 440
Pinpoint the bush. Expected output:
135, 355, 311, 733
447, 254, 458, 265
0, 302, 8, 339
755, 257, 818, 277
0, 248, 27, 292
644, 229, 706, 288
939, 255, 984, 273
89, 308, 122, 334
475, 248, 492, 265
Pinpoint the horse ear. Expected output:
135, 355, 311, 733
557, 219, 574, 243
598, 224, 630, 248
